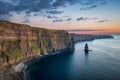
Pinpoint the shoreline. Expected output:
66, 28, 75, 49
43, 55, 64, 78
7, 50, 73, 80
24, 37, 114, 79
0, 20, 115, 80
24, 35, 120, 80
0, 20, 74, 80
2, 36, 114, 80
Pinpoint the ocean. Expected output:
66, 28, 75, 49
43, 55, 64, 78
26, 35, 120, 80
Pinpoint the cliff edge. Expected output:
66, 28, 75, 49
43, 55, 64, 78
0, 20, 74, 80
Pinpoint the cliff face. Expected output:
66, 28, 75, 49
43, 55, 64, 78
70, 33, 113, 43
93, 35, 113, 39
70, 34, 94, 43
0, 20, 74, 71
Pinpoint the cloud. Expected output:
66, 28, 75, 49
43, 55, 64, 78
0, 0, 78, 16
46, 10, 64, 14
0, 0, 20, 5
100, 0, 107, 5
98, 19, 109, 23
80, 0, 107, 10
46, 15, 58, 19
80, 5, 98, 10
0, 1, 13, 15
77, 17, 109, 23
53, 17, 72, 22
52, 0, 78, 7
77, 17, 98, 21
80, 0, 107, 6
0, 0, 107, 16
0, 0, 78, 20
80, 0, 97, 5
77, 17, 88, 21
22, 17, 30, 23
66, 18, 72, 21
53, 19, 63, 22
0, 0, 108, 25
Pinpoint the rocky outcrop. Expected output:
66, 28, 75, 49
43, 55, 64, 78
0, 20, 74, 79
70, 33, 113, 43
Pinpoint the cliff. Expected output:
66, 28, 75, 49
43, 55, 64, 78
70, 33, 113, 43
70, 34, 94, 43
0, 20, 74, 79
93, 35, 113, 39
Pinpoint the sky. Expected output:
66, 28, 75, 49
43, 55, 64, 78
0, 0, 120, 34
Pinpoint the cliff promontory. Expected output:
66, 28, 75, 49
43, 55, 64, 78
0, 20, 74, 79
70, 33, 113, 43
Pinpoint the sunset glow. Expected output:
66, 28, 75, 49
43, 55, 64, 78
0, 0, 120, 34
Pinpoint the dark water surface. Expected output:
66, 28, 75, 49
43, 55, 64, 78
26, 35, 120, 80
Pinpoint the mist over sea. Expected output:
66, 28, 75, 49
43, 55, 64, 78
26, 35, 120, 80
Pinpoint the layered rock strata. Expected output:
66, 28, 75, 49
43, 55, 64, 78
0, 20, 74, 77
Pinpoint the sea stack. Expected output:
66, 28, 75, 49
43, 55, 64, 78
84, 43, 89, 53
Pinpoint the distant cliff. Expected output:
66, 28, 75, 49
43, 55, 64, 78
0, 20, 74, 79
93, 35, 114, 39
70, 33, 113, 43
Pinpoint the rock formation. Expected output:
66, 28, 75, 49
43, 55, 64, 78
84, 43, 89, 53
0, 20, 74, 79
70, 33, 113, 43
93, 35, 113, 39
70, 33, 94, 43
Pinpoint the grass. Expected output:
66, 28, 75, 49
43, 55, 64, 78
12, 49, 23, 58
31, 46, 40, 51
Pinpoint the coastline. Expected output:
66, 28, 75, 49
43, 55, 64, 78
1, 56, 43, 80
25, 35, 120, 80
0, 20, 74, 80
23, 36, 114, 80
1, 34, 114, 80
4, 50, 73, 80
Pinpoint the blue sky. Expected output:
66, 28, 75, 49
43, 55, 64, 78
0, 0, 120, 33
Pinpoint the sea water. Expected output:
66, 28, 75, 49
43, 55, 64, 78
26, 35, 120, 80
